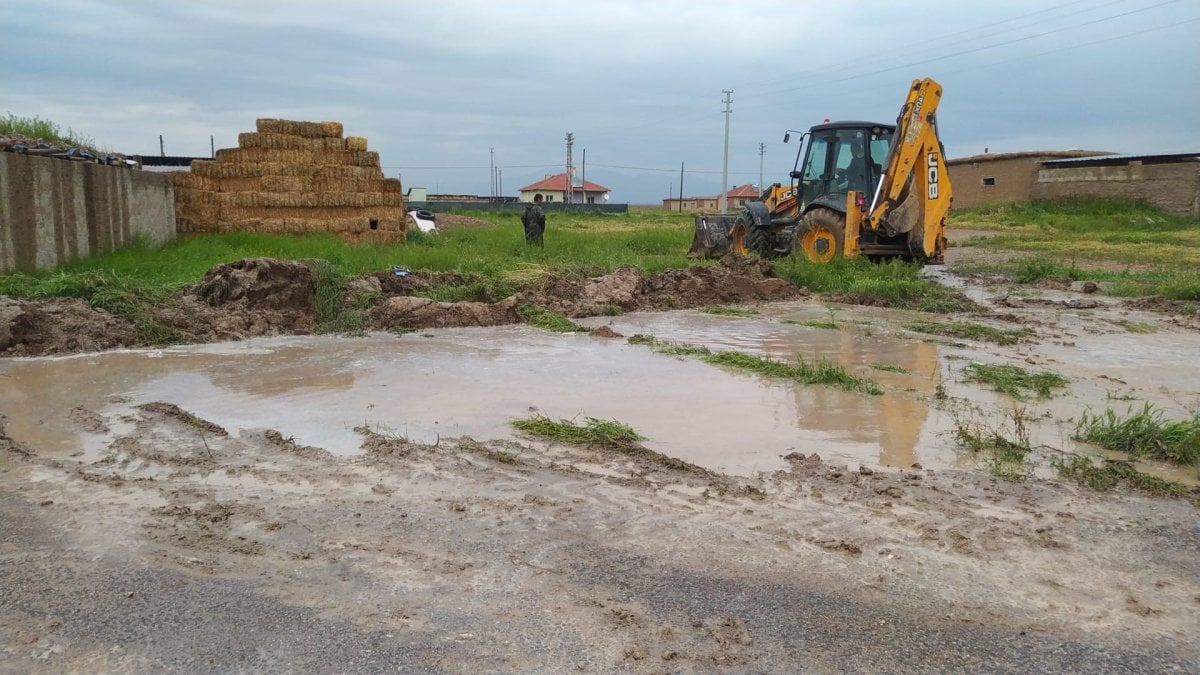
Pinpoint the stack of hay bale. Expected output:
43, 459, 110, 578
173, 119, 405, 243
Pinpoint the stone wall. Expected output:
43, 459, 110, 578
0, 153, 176, 273
1032, 160, 1200, 219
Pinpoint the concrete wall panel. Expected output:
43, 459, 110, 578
0, 153, 176, 273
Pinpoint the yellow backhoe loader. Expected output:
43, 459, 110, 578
687, 78, 952, 264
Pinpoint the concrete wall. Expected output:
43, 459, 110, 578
1032, 161, 1200, 219
0, 153, 176, 273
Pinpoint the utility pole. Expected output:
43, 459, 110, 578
581, 148, 586, 203
498, 169, 503, 201
489, 147, 495, 201
720, 90, 732, 214
758, 142, 765, 195
565, 132, 574, 205
210, 135, 215, 159
679, 162, 685, 213
159, 134, 164, 158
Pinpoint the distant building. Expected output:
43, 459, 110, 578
663, 183, 761, 212
137, 155, 208, 173
946, 150, 1110, 209
1033, 153, 1200, 219
518, 173, 610, 204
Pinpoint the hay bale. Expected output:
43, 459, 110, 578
255, 119, 344, 138
260, 175, 310, 193
237, 132, 346, 150
216, 147, 317, 165
345, 136, 368, 151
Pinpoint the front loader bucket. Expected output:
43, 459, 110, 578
687, 214, 736, 259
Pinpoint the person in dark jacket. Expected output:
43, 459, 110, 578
521, 193, 546, 247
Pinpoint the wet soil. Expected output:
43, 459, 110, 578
2, 251, 1199, 670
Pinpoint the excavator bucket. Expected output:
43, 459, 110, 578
687, 214, 737, 259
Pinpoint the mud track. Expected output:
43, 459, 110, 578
2, 402, 1197, 671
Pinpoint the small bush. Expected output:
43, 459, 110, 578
1074, 404, 1200, 466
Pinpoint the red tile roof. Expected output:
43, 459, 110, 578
726, 184, 759, 198
518, 173, 609, 193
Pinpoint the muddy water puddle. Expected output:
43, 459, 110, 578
2, 298, 1197, 480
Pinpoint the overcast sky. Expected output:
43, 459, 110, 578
3, 0, 1198, 203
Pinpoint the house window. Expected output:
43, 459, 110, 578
982, 177, 996, 187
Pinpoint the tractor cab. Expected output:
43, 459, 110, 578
786, 121, 895, 215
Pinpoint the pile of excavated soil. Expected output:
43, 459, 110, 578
0, 256, 808, 357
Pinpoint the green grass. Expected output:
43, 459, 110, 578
628, 335, 881, 395
950, 198, 1200, 300
1051, 454, 1198, 502
1073, 404, 1200, 466
951, 406, 1034, 481
962, 362, 1068, 400
701, 306, 759, 317
1, 112, 96, 149
772, 257, 979, 313
519, 305, 589, 332
703, 351, 883, 395
907, 321, 1033, 346
511, 415, 644, 448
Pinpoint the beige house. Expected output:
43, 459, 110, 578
518, 173, 610, 204
663, 184, 761, 212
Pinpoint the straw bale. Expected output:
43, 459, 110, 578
217, 176, 264, 192
379, 178, 403, 194
240, 132, 348, 151
216, 147, 317, 165
255, 119, 344, 138
216, 192, 320, 208
260, 175, 312, 193
345, 136, 368, 151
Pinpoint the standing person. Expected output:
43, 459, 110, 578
521, 193, 546, 247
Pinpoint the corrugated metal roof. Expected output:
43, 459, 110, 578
1040, 152, 1200, 167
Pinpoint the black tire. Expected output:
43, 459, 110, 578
792, 208, 846, 264
746, 224, 778, 258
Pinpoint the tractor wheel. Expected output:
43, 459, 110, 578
746, 224, 778, 258
729, 214, 751, 257
793, 208, 846, 264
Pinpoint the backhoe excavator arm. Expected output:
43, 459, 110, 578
846, 78, 953, 262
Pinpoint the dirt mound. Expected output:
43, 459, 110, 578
195, 258, 316, 311
370, 296, 521, 330
521, 257, 804, 317
2, 256, 808, 356
0, 297, 137, 356
433, 214, 496, 230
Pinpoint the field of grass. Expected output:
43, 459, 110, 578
949, 199, 1200, 300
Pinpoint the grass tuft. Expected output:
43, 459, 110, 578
907, 321, 1032, 346
701, 306, 759, 317
519, 305, 589, 332
1052, 454, 1197, 502
962, 362, 1068, 400
1073, 404, 1200, 466
703, 350, 883, 396
951, 406, 1034, 480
